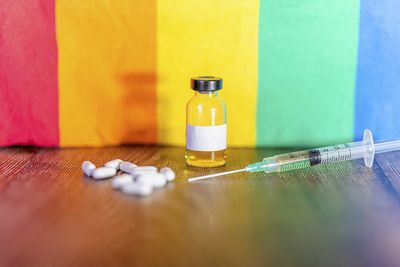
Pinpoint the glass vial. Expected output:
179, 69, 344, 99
185, 76, 227, 167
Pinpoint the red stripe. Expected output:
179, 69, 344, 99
0, 0, 59, 147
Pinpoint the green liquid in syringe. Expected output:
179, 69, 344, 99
279, 160, 311, 172
273, 151, 313, 172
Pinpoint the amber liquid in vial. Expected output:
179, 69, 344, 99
185, 91, 227, 167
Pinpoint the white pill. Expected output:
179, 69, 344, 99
135, 166, 157, 172
130, 166, 158, 176
136, 173, 167, 188
111, 174, 134, 189
82, 161, 96, 177
92, 167, 117, 180
119, 161, 138, 174
160, 167, 175, 182
104, 159, 123, 169
131, 170, 158, 178
122, 183, 153, 197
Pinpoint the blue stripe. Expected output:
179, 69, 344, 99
355, 0, 400, 141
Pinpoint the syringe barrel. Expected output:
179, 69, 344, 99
315, 142, 366, 164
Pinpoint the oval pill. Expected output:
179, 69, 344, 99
122, 183, 153, 197
119, 161, 138, 174
92, 167, 117, 180
104, 159, 123, 169
135, 166, 157, 172
112, 174, 134, 189
136, 173, 167, 188
131, 170, 158, 178
160, 167, 175, 182
82, 161, 96, 177
130, 166, 158, 176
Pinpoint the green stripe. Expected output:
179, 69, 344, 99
257, 0, 360, 147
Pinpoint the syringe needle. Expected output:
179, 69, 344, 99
188, 168, 246, 182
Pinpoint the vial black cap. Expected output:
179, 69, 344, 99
191, 76, 223, 92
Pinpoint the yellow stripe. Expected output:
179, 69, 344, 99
57, 0, 157, 146
157, 0, 259, 147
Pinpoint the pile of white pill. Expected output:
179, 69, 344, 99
82, 159, 175, 197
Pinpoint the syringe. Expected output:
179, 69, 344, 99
188, 129, 400, 182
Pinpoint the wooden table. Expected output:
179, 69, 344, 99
1, 146, 400, 267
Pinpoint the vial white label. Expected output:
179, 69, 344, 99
186, 124, 227, 151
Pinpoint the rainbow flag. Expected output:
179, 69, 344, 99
0, 0, 399, 147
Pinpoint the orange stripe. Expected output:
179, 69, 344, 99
56, 0, 157, 146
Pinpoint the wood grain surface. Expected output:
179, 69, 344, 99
1, 146, 400, 267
